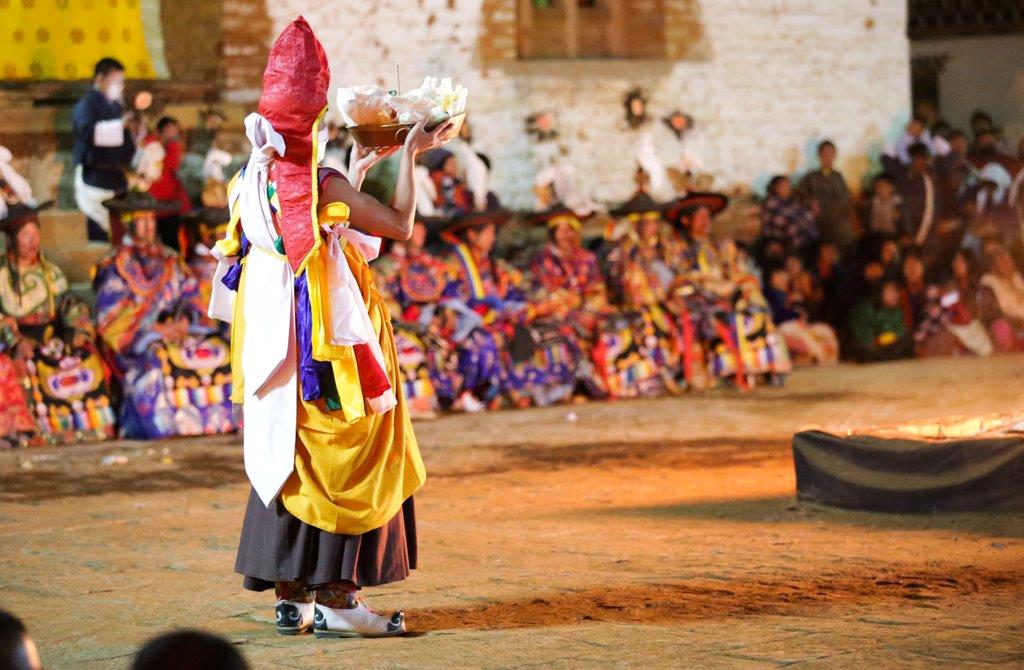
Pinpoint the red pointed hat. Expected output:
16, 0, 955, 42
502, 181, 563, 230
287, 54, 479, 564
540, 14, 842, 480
260, 16, 331, 272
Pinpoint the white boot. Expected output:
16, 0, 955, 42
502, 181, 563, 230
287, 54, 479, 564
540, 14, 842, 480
457, 391, 485, 413
313, 596, 406, 638
275, 599, 315, 635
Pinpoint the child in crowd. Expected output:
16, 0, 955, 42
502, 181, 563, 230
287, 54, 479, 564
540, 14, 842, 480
867, 173, 910, 239
764, 266, 838, 365
845, 279, 915, 363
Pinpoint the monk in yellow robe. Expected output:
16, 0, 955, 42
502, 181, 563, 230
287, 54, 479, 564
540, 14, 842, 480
209, 18, 455, 638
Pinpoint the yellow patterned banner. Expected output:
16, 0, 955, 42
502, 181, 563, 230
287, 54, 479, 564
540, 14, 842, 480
0, 0, 167, 80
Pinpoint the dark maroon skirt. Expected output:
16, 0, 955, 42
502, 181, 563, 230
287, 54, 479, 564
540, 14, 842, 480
234, 488, 417, 591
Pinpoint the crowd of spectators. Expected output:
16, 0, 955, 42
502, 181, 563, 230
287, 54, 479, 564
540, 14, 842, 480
3, 58, 1023, 438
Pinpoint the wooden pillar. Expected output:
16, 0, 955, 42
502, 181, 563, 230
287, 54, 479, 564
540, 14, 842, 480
566, 0, 579, 58
517, 0, 534, 58
608, 0, 626, 57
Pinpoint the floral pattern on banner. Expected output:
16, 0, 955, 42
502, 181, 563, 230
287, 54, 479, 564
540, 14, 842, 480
0, 0, 160, 80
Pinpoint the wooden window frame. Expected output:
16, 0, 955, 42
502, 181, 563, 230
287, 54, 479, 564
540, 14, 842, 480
517, 0, 666, 60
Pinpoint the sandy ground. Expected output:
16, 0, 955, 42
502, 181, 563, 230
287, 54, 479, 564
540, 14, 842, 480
1, 355, 1023, 669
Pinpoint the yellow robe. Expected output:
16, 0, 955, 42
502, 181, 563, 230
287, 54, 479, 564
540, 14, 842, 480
230, 225, 426, 536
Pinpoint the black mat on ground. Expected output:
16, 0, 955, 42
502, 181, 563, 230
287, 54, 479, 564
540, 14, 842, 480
792, 430, 1024, 513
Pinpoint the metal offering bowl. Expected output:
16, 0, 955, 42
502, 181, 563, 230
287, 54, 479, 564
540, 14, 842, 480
349, 112, 466, 149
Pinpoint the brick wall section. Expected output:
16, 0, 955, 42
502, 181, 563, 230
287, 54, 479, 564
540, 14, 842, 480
161, 0, 225, 84
479, 0, 518, 63
221, 0, 272, 104
257, 0, 909, 208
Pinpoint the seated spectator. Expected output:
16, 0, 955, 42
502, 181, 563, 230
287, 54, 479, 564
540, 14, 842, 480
899, 250, 928, 333
978, 245, 1024, 352
428, 149, 474, 217
931, 249, 994, 357
0, 211, 45, 449
966, 149, 1019, 250
445, 206, 592, 408
814, 242, 853, 327
605, 192, 687, 394
845, 279, 915, 363
442, 210, 529, 408
763, 266, 838, 366
528, 206, 609, 399
878, 237, 903, 282
374, 217, 466, 415
95, 192, 235, 438
0, 610, 41, 670
671, 193, 792, 387
784, 254, 827, 322
759, 174, 818, 264
0, 202, 116, 444
181, 207, 228, 315
131, 630, 247, 670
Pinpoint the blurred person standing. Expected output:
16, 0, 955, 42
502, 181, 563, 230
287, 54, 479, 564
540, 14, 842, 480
72, 58, 135, 242
796, 140, 855, 256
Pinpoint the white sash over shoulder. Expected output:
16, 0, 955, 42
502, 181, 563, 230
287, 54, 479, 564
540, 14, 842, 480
234, 112, 298, 507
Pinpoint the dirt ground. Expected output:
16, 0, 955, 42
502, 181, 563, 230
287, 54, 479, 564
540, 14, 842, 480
2, 355, 1023, 669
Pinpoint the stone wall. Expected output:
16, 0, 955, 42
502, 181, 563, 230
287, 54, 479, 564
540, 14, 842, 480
221, 0, 273, 104
260, 0, 909, 207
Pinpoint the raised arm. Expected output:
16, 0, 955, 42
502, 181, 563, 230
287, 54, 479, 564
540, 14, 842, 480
323, 120, 454, 241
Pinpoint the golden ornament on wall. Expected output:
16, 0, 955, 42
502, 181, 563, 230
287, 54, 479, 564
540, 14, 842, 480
526, 111, 558, 142
663, 110, 694, 140
624, 88, 649, 129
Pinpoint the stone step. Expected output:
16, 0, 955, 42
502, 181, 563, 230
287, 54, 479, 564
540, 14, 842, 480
47, 244, 109, 285
38, 209, 89, 252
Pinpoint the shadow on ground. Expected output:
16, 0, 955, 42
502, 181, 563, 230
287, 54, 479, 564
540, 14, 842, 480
433, 437, 792, 479
0, 450, 247, 502
590, 496, 1024, 539
411, 564, 1024, 633
0, 437, 792, 502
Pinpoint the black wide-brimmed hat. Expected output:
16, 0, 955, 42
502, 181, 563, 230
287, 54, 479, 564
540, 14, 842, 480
424, 148, 455, 173
529, 204, 589, 231
102, 191, 179, 216
610, 191, 668, 218
185, 206, 231, 227
665, 191, 729, 225
0, 200, 54, 236
440, 208, 513, 242
413, 213, 452, 248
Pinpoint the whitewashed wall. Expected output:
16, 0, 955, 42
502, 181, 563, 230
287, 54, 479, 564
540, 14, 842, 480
267, 0, 910, 207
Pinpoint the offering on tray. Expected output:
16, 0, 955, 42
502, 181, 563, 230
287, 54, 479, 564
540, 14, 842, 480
338, 77, 468, 148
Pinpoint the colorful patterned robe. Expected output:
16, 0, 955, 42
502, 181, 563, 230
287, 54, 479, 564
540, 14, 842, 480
677, 237, 791, 385
444, 243, 579, 407
0, 256, 115, 443
375, 245, 460, 412
606, 232, 686, 396
93, 243, 235, 438
528, 243, 609, 398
